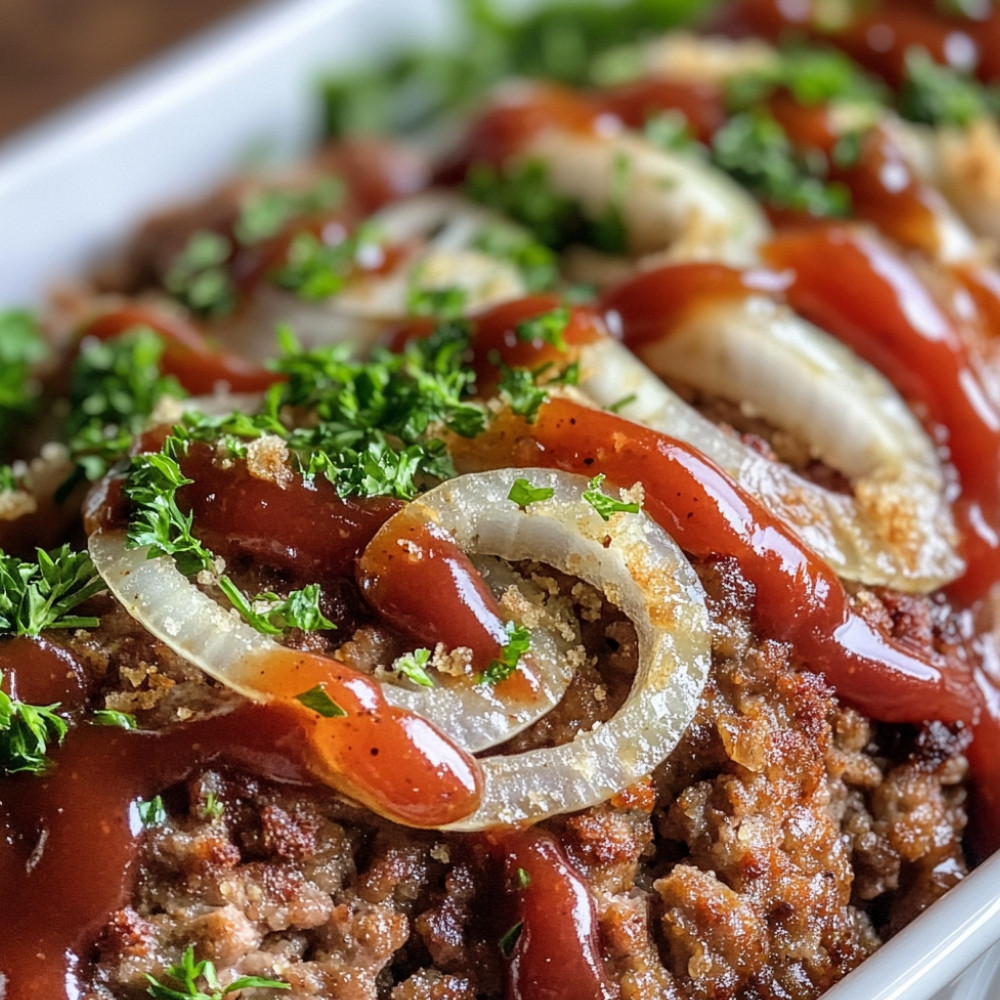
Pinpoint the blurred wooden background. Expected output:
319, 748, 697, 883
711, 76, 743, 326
0, 0, 259, 140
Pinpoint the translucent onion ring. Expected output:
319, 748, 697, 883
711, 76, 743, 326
522, 128, 770, 264
376, 557, 579, 754
414, 468, 712, 832
576, 328, 962, 593
246, 191, 530, 349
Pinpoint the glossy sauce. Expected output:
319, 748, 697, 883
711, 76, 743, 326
763, 224, 1000, 603
498, 828, 618, 1000
357, 506, 509, 670
0, 704, 312, 1000
175, 443, 404, 582
712, 0, 1000, 86
81, 305, 278, 395
0, 635, 90, 711
246, 646, 482, 827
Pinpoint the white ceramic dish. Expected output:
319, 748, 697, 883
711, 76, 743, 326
0, 1, 997, 996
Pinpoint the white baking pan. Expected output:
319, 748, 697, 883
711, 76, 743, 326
0, 1, 997, 997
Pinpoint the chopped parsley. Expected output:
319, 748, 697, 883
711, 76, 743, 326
467, 160, 582, 250
471, 224, 560, 292
164, 230, 236, 318
497, 365, 549, 423
294, 685, 347, 718
583, 474, 640, 521
898, 47, 1000, 127
643, 111, 699, 153
136, 794, 167, 829
0, 310, 48, 437
124, 445, 335, 637
711, 109, 852, 217
481, 622, 532, 685
394, 647, 435, 688
515, 306, 571, 350
234, 175, 344, 246
468, 158, 629, 253
725, 46, 884, 112
507, 478, 555, 508
321, 0, 712, 136
0, 673, 67, 776
201, 792, 225, 820
145, 944, 289, 1000
407, 284, 469, 319
91, 709, 138, 730
221, 583, 335, 636
498, 921, 523, 958
62, 327, 186, 485
271, 223, 383, 301
0, 545, 103, 636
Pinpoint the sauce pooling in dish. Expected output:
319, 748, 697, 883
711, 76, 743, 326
3, 1, 1000, 997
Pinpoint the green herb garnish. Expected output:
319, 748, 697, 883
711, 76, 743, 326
395, 647, 435, 688
583, 473, 641, 521
294, 685, 347, 718
0, 545, 103, 636
91, 709, 138, 730
0, 672, 67, 776
136, 794, 167, 829
482, 622, 532, 685
515, 306, 571, 350
145, 944, 289, 1000
164, 230, 236, 318
507, 478, 555, 508
235, 176, 344, 245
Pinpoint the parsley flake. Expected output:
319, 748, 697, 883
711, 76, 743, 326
164, 231, 236, 318
0, 545, 103, 636
136, 794, 167, 829
271, 223, 383, 301
498, 921, 523, 958
145, 944, 290, 1000
234, 175, 344, 245
583, 474, 640, 521
507, 478, 555, 508
394, 648, 435, 688
515, 306, 571, 351
0, 310, 48, 438
0, 673, 67, 776
294, 685, 347, 718
91, 709, 138, 730
481, 622, 532, 685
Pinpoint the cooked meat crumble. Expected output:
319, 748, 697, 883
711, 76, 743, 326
78, 555, 968, 1000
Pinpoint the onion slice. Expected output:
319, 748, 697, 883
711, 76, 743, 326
522, 128, 769, 264
89, 466, 711, 832
420, 468, 711, 831
245, 192, 531, 349
576, 326, 962, 593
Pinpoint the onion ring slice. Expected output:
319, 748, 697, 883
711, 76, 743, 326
414, 468, 711, 831
577, 331, 962, 593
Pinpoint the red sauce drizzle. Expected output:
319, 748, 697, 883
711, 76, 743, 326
767, 95, 947, 253
711, 0, 999, 86
594, 78, 727, 143
0, 636, 89, 710
356, 506, 509, 671
497, 828, 618, 1000
175, 444, 403, 582
81, 306, 278, 395
442, 83, 601, 177
762, 224, 1000, 603
460, 396, 984, 726
247, 647, 482, 827
0, 704, 312, 1000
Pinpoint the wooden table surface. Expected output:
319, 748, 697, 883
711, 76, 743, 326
0, 0, 259, 140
